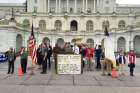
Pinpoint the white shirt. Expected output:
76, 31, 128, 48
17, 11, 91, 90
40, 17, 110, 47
73, 45, 79, 54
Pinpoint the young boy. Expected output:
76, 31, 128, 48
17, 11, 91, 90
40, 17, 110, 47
116, 50, 126, 76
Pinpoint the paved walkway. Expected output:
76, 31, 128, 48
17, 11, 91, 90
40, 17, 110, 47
0, 57, 140, 93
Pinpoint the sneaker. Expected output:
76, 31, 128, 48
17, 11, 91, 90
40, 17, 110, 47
11, 72, 14, 74
108, 73, 111, 76
130, 73, 134, 76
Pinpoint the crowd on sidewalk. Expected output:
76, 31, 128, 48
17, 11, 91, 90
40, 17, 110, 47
5, 41, 137, 77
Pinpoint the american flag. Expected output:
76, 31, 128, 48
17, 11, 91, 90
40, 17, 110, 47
28, 24, 37, 65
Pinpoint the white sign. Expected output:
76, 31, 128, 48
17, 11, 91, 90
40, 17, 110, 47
57, 54, 81, 74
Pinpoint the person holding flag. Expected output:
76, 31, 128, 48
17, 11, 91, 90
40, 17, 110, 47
28, 23, 37, 74
103, 26, 117, 77
40, 42, 48, 74
20, 47, 28, 74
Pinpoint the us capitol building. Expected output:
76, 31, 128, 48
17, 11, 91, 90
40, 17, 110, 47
0, 0, 140, 53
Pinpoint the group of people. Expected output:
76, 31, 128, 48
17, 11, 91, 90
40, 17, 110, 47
37, 42, 52, 74
116, 50, 136, 76
6, 47, 28, 74
6, 41, 137, 77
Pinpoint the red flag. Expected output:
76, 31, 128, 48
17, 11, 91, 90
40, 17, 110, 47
28, 23, 37, 65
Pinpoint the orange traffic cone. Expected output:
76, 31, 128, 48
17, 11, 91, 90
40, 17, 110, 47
112, 68, 117, 78
18, 67, 23, 77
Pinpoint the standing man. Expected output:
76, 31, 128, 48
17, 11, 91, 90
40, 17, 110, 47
20, 47, 28, 74
128, 50, 136, 76
40, 43, 48, 74
7, 47, 16, 74
53, 44, 60, 73
47, 44, 52, 70
95, 45, 102, 70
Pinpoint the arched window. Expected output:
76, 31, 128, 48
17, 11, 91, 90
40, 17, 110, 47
23, 19, 30, 28
118, 20, 126, 28
117, 37, 126, 52
55, 20, 62, 31
39, 20, 46, 31
86, 20, 93, 32
102, 20, 109, 30
70, 20, 78, 31
134, 35, 140, 53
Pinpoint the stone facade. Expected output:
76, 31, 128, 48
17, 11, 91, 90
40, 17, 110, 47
0, 0, 140, 53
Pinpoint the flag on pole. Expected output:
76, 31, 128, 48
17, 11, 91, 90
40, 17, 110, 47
104, 27, 116, 68
28, 23, 37, 65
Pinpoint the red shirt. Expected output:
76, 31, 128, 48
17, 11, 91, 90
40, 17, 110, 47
128, 53, 136, 64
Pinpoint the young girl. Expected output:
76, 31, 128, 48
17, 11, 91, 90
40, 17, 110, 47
128, 50, 136, 76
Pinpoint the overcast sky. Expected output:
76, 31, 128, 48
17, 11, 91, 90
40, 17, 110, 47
0, 0, 140, 4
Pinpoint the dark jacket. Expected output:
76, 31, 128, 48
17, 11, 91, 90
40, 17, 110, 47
47, 46, 52, 58
95, 48, 102, 58
7, 51, 16, 62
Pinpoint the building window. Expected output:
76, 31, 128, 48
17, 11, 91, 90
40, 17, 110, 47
23, 19, 30, 28
106, 0, 109, 4
34, 6, 37, 13
34, 0, 37, 3
102, 21, 109, 30
118, 20, 126, 28
87, 8, 91, 13
55, 20, 62, 31
70, 20, 78, 31
70, 8, 73, 13
39, 20, 46, 31
86, 20, 93, 32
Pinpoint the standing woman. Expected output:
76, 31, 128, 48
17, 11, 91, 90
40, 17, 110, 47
20, 47, 28, 74
37, 45, 42, 68
128, 50, 136, 76
53, 44, 60, 73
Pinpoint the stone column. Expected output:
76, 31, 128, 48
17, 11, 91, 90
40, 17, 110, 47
48, 0, 50, 13
74, 0, 77, 13
94, 0, 96, 13
55, 0, 58, 13
82, 0, 85, 12
97, 0, 99, 11
85, 0, 88, 12
67, 0, 69, 12
58, 0, 61, 13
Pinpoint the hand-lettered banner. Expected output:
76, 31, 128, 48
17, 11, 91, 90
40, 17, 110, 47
57, 54, 81, 74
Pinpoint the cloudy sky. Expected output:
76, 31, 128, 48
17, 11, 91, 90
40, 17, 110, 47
0, 0, 140, 4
